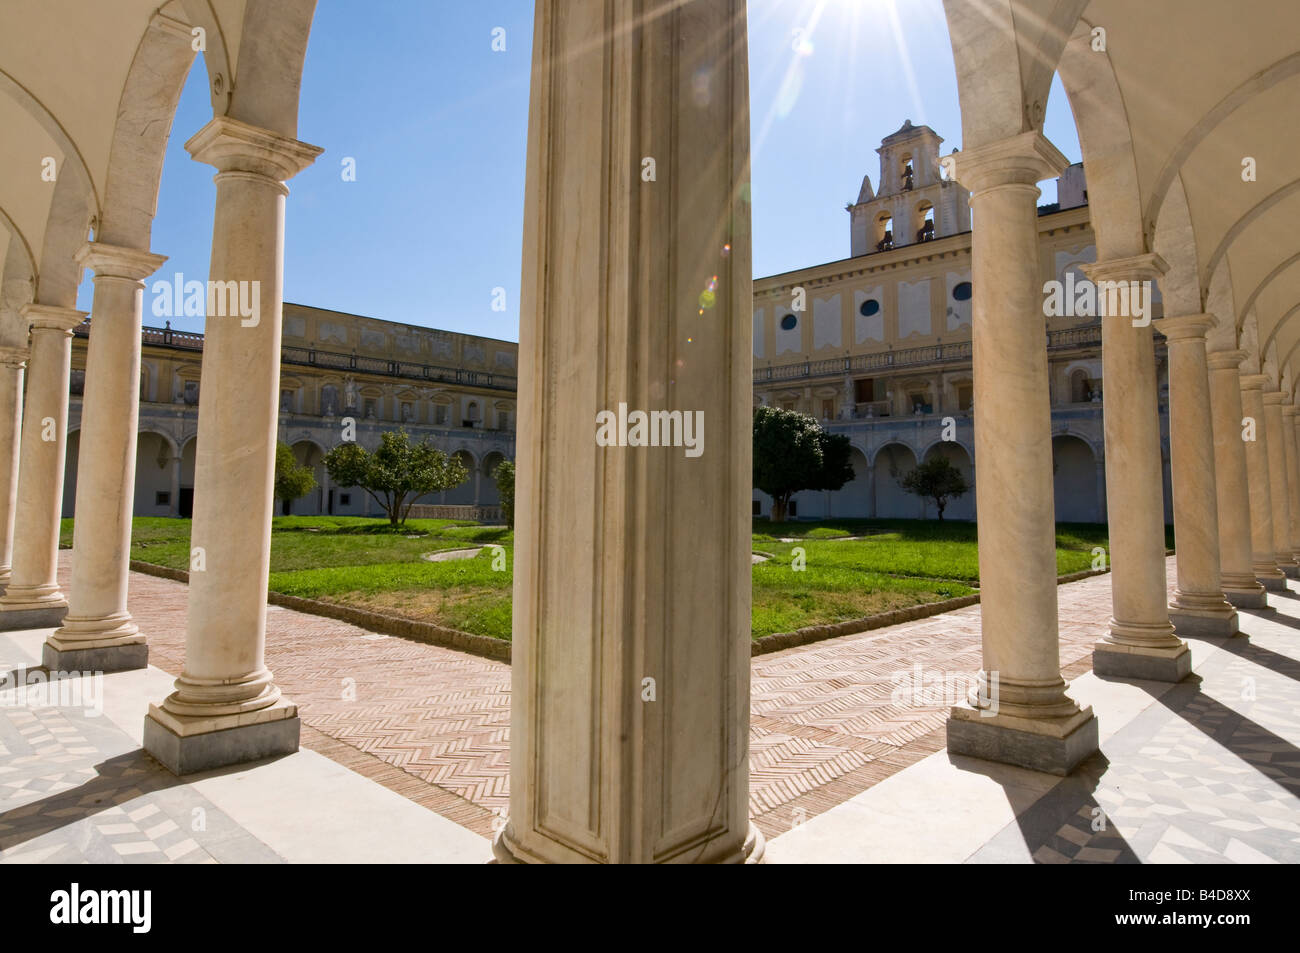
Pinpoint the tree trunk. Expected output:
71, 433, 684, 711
936, 498, 946, 521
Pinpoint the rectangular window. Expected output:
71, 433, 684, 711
498, 411, 510, 431
957, 384, 973, 411
155, 491, 170, 506
435, 405, 448, 425
364, 398, 376, 418
781, 401, 796, 412
183, 381, 199, 405
854, 378, 875, 403
821, 399, 834, 419
340, 493, 351, 506
788, 500, 798, 517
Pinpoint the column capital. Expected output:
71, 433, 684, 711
1207, 348, 1248, 370
20, 304, 87, 333
1263, 389, 1287, 406
949, 130, 1070, 194
1153, 313, 1213, 342
0, 346, 27, 368
75, 242, 168, 281
1240, 373, 1270, 391
1283, 403, 1298, 418
185, 116, 323, 182
1082, 252, 1169, 284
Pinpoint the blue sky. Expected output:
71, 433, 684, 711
83, 0, 1081, 342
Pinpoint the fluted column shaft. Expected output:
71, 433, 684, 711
0, 347, 26, 587
1152, 314, 1236, 635
943, 131, 1096, 775
1262, 390, 1296, 576
1089, 255, 1188, 680
1239, 375, 1284, 588
46, 245, 167, 669
1207, 350, 1268, 607
0, 305, 86, 628
498, 0, 760, 862
143, 117, 320, 775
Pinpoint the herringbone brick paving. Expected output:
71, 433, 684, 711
61, 552, 1167, 840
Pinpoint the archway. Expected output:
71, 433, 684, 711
920, 442, 975, 521
872, 443, 919, 519
135, 431, 178, 516
829, 447, 871, 518
1052, 434, 1101, 523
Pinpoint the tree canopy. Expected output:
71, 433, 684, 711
752, 406, 855, 522
324, 429, 468, 526
493, 459, 516, 529
274, 442, 317, 505
900, 455, 970, 521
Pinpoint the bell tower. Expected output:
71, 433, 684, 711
848, 120, 970, 257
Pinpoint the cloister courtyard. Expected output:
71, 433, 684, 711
0, 0, 1298, 921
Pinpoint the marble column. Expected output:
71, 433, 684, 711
1264, 389, 1298, 576
1283, 402, 1300, 565
168, 455, 181, 517
1088, 254, 1189, 682
45, 244, 166, 672
1206, 350, 1268, 607
0, 305, 86, 629
0, 346, 27, 590
495, 0, 762, 863
1239, 374, 1284, 589
944, 131, 1097, 776
1152, 314, 1237, 636
143, 117, 321, 775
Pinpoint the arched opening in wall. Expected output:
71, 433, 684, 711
135, 432, 178, 516
829, 447, 871, 518
921, 443, 975, 520
179, 437, 198, 518
900, 153, 914, 191
1068, 368, 1091, 403
872, 443, 920, 519
61, 430, 81, 519
916, 201, 935, 243
480, 451, 506, 505
464, 401, 481, 429
875, 212, 894, 252
444, 450, 478, 505
287, 441, 327, 516
1052, 434, 1100, 523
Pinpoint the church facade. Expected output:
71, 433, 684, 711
751, 120, 1171, 523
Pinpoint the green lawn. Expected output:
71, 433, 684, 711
64, 515, 1131, 643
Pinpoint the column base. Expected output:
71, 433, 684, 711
1093, 639, 1191, 682
143, 699, 299, 776
1223, 583, 1269, 609
1167, 599, 1239, 637
1257, 572, 1287, 591
491, 820, 766, 864
42, 636, 147, 674
1279, 561, 1300, 579
0, 597, 68, 630
946, 704, 1098, 777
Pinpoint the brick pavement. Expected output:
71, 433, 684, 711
72, 551, 1165, 840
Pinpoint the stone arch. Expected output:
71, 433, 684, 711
480, 450, 507, 506
828, 445, 871, 519
872, 442, 920, 519
61, 427, 80, 517
1056, 19, 1147, 262
135, 429, 179, 516
1052, 433, 1100, 523
942, 0, 1089, 150
285, 438, 327, 515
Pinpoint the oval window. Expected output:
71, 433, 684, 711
952, 282, 973, 301
780, 313, 798, 331
859, 299, 881, 317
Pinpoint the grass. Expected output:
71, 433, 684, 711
63, 514, 1137, 644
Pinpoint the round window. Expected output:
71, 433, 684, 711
952, 282, 973, 301
859, 299, 881, 317
780, 313, 798, 331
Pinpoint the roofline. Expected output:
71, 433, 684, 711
283, 302, 520, 348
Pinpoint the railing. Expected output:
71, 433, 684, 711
753, 324, 1101, 384
71, 322, 519, 393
